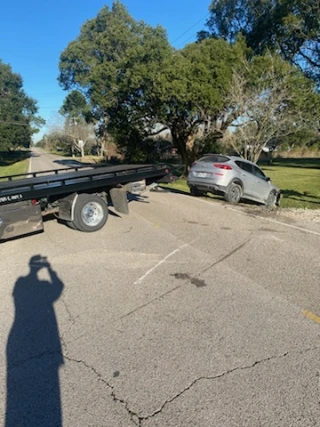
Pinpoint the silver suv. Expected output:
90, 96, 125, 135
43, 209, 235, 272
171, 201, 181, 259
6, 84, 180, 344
187, 154, 280, 206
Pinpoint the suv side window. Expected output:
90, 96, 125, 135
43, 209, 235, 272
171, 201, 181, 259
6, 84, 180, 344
252, 165, 266, 180
236, 161, 253, 174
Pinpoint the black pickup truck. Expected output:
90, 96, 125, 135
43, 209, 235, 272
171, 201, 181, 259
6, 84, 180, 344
0, 163, 172, 241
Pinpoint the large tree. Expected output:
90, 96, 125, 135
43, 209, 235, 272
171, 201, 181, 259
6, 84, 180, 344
205, 0, 320, 81
0, 60, 44, 150
59, 1, 171, 116
151, 38, 247, 170
58, 2, 248, 171
58, 1, 174, 161
109, 38, 247, 168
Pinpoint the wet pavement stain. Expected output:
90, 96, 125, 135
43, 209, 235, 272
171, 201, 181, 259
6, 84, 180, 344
171, 273, 207, 288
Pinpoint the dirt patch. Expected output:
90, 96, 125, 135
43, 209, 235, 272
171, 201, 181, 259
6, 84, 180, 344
277, 208, 320, 223
244, 205, 320, 225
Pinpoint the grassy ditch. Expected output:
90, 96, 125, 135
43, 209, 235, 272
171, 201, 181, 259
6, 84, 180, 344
164, 158, 320, 210
0, 151, 30, 178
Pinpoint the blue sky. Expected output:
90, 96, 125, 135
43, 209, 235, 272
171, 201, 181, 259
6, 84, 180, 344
0, 0, 212, 141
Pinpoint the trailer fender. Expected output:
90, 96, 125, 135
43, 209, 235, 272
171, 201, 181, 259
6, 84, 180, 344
58, 193, 78, 221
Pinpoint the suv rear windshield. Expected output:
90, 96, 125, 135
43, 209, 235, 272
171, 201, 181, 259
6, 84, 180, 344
198, 155, 229, 163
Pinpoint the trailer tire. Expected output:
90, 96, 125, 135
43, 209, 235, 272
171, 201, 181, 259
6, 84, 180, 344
73, 194, 108, 232
66, 220, 78, 230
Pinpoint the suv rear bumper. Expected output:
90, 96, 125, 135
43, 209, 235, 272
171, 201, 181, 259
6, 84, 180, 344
187, 179, 227, 194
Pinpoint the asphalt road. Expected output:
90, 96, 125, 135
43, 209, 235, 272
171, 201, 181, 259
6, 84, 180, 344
1, 148, 320, 426
28, 147, 85, 172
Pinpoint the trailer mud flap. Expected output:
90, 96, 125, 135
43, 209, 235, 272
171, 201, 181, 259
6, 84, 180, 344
58, 193, 78, 221
0, 201, 43, 241
109, 187, 129, 214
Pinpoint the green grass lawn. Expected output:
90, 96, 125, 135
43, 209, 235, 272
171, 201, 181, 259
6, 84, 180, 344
0, 151, 30, 178
262, 158, 320, 209
165, 158, 320, 210
0, 159, 29, 178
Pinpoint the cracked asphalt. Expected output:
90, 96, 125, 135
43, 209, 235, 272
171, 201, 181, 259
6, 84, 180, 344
0, 148, 320, 426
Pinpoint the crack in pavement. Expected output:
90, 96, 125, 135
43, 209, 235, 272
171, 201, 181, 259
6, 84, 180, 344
63, 345, 320, 426
60, 293, 80, 342
139, 345, 320, 424
63, 355, 141, 426
170, 236, 253, 289
119, 284, 182, 321
123, 236, 254, 321
58, 284, 183, 347
60, 296, 77, 325
60, 236, 255, 342
201, 237, 251, 275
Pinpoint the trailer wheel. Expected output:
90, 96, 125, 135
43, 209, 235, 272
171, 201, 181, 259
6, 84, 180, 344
73, 194, 108, 232
66, 220, 78, 230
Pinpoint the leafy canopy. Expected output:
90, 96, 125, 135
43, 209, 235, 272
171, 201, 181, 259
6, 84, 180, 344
58, 2, 247, 168
59, 90, 91, 119
59, 1, 172, 112
58, 0, 319, 171
0, 60, 44, 150
205, 0, 320, 81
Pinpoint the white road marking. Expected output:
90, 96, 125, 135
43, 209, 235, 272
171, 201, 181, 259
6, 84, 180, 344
134, 239, 198, 285
193, 197, 320, 237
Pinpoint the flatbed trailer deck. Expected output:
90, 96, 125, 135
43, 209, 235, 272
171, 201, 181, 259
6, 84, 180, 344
0, 163, 171, 241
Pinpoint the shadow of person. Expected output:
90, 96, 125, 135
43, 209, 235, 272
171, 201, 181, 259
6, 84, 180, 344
6, 255, 64, 427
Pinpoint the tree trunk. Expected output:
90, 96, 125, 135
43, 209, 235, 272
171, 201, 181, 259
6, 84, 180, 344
99, 141, 106, 157
172, 134, 191, 176
252, 146, 263, 164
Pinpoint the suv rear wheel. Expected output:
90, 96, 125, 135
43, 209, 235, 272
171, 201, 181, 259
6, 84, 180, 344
224, 183, 242, 204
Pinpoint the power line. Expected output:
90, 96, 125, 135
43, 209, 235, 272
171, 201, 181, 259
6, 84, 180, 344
176, 31, 203, 49
170, 12, 210, 45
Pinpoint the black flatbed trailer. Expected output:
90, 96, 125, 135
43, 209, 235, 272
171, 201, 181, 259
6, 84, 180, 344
0, 163, 171, 241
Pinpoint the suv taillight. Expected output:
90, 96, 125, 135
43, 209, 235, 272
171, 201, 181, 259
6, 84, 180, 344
213, 163, 232, 170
